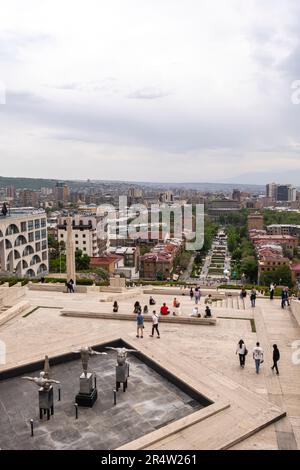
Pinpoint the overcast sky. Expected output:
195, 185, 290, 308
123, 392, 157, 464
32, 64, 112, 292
1, 0, 300, 184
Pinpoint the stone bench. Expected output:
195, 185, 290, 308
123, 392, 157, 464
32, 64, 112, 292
60, 309, 217, 325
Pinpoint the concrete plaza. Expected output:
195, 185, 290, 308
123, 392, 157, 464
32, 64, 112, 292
0, 286, 299, 450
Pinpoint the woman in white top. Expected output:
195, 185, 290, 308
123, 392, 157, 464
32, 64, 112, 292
236, 339, 247, 368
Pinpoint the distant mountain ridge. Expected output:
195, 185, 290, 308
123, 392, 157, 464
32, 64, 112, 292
0, 175, 265, 193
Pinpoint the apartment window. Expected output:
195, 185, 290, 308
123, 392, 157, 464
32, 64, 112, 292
41, 218, 46, 227
42, 251, 48, 261
83, 241, 86, 244
76, 241, 79, 245
28, 220, 33, 231
35, 231, 41, 240
21, 221, 27, 232
61, 234, 64, 238
42, 240, 47, 250
35, 219, 40, 229
83, 247, 86, 251
28, 232, 34, 242
83, 234, 86, 238
41, 229, 47, 239
75, 234, 79, 238
35, 242, 41, 252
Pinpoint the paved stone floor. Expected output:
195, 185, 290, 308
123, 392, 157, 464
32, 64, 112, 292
0, 351, 203, 450
0, 288, 299, 449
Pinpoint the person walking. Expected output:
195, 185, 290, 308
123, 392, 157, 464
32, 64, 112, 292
149, 311, 160, 338
271, 344, 280, 375
281, 289, 288, 309
240, 288, 247, 299
113, 301, 119, 312
250, 288, 257, 308
285, 287, 290, 306
236, 339, 247, 368
270, 283, 275, 300
253, 342, 264, 374
136, 311, 144, 339
194, 288, 201, 305
190, 288, 194, 301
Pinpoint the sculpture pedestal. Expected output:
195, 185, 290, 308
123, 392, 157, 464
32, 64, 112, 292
39, 386, 54, 420
116, 363, 129, 392
75, 373, 98, 407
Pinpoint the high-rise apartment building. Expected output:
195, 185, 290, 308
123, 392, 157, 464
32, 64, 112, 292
266, 183, 296, 202
128, 187, 143, 199
159, 191, 174, 204
18, 190, 39, 208
266, 182, 277, 199
54, 183, 70, 204
6, 186, 16, 199
57, 214, 99, 257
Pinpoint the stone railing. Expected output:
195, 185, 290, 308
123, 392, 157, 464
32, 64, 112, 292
290, 299, 300, 327
28, 282, 88, 294
0, 300, 30, 327
0, 283, 25, 308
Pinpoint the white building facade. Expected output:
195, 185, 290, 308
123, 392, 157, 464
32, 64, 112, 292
57, 215, 99, 257
0, 210, 48, 277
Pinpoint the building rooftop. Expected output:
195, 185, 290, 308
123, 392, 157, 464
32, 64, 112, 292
0, 208, 46, 221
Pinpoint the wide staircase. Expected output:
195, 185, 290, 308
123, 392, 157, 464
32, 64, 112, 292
212, 295, 248, 310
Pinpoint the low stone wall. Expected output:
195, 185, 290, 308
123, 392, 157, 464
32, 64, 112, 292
0, 284, 25, 307
60, 309, 217, 325
290, 299, 300, 327
99, 287, 127, 293
28, 283, 88, 294
0, 300, 31, 327
143, 287, 221, 297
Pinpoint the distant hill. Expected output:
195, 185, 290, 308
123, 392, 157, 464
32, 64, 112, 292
0, 176, 88, 190
0, 175, 265, 193
0, 176, 59, 190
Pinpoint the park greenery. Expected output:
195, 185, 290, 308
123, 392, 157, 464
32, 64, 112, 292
225, 224, 258, 283
260, 265, 293, 288
263, 209, 300, 226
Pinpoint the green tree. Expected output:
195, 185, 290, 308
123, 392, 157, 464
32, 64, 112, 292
75, 249, 90, 270
260, 266, 293, 288
241, 256, 258, 283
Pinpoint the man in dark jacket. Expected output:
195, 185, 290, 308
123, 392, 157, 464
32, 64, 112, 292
271, 344, 280, 375
281, 289, 288, 308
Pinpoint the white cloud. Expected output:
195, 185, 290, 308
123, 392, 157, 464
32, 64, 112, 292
0, 0, 300, 182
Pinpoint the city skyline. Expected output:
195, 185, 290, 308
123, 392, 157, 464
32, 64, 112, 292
1, 0, 300, 183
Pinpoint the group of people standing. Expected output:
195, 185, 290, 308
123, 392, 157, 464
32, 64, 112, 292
136, 310, 160, 339
239, 288, 257, 307
236, 339, 280, 375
